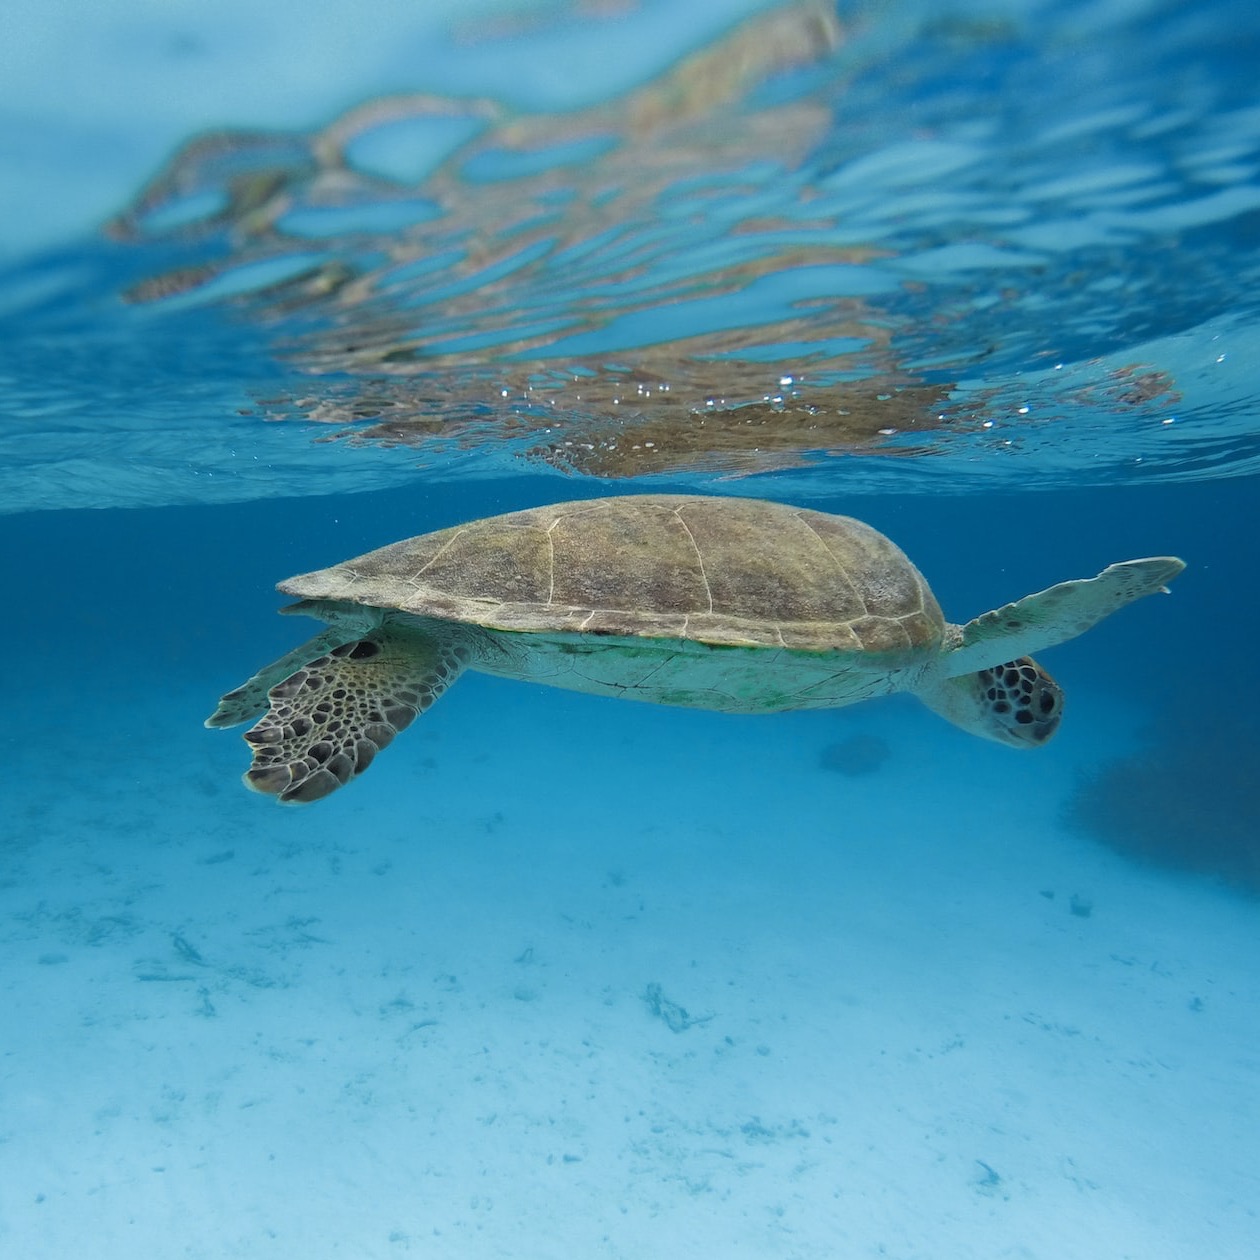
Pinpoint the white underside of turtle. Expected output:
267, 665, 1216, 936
477, 626, 922, 711
206, 495, 1184, 805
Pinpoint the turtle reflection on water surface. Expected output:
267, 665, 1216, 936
207, 495, 1184, 804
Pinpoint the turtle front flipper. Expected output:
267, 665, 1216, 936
942, 555, 1185, 678
239, 625, 469, 804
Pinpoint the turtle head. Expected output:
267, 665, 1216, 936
918, 656, 1064, 748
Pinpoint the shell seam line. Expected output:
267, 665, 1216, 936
794, 511, 863, 611
674, 508, 714, 614
411, 526, 468, 581
544, 518, 559, 605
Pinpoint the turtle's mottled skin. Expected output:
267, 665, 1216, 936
207, 494, 1184, 804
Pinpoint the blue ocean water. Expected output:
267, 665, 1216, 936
2, 2, 1258, 1257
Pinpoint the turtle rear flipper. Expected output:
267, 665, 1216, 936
206, 626, 365, 729
240, 625, 468, 804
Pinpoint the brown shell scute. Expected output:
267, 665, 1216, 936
279, 495, 945, 655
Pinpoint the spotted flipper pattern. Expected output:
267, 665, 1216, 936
241, 625, 469, 804
205, 627, 364, 729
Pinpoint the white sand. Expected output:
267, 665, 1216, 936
3, 668, 1256, 1259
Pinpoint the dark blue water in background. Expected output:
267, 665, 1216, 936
2, 3, 1258, 1256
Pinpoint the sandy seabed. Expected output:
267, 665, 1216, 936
2, 668, 1256, 1260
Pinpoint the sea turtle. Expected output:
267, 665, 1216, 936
206, 494, 1184, 804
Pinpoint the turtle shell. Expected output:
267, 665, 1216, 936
279, 495, 946, 655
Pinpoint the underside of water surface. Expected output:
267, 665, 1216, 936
4, 0, 1260, 513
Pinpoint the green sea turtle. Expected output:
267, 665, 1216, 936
206, 494, 1184, 804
